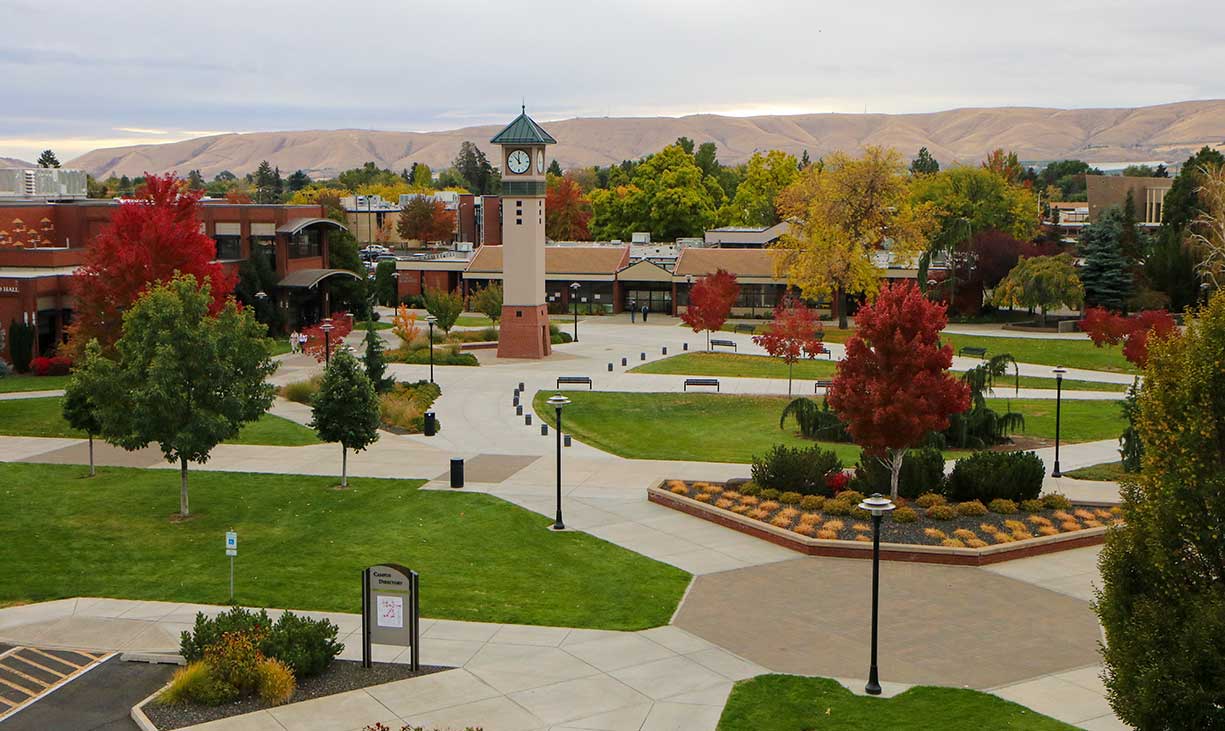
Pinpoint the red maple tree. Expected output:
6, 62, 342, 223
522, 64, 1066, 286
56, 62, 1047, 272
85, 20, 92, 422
67, 173, 236, 356
302, 312, 354, 363
827, 281, 970, 499
753, 294, 825, 394
397, 197, 456, 245
1081, 306, 1178, 367
545, 175, 592, 240
682, 269, 740, 350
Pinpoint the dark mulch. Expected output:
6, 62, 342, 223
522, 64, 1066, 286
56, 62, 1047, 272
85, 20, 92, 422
144, 660, 451, 730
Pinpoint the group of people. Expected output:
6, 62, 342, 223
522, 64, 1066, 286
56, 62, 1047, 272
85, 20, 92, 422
288, 330, 308, 354
628, 299, 651, 323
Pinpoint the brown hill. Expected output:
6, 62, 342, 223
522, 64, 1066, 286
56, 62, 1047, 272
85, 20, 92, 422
66, 100, 1225, 179
0, 157, 34, 168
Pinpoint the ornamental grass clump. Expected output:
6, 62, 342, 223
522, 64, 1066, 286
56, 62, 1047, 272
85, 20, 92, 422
925, 504, 956, 520
800, 495, 825, 511
915, 493, 946, 508
1020, 499, 1045, 513
1042, 493, 1072, 510
779, 491, 803, 505
988, 498, 1019, 514
823, 499, 852, 516
956, 500, 988, 517
891, 506, 918, 523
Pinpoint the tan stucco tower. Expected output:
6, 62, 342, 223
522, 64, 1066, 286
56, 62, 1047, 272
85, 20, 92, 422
492, 107, 556, 359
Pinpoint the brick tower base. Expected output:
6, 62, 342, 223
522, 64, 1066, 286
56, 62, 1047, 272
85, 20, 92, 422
497, 304, 552, 359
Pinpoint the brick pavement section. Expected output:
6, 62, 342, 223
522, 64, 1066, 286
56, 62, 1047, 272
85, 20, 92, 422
673, 556, 1102, 689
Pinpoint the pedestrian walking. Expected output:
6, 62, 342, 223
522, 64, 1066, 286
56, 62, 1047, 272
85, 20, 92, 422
289, 330, 299, 354
641, 304, 649, 322
298, 331, 308, 353
628, 298, 636, 323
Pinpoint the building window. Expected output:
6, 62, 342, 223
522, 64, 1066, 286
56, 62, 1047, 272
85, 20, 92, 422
253, 238, 277, 270
214, 235, 242, 260
288, 230, 320, 258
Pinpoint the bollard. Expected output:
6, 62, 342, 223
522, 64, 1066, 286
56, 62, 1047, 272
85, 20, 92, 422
621, 357, 627, 366
518, 381, 525, 392
450, 458, 464, 488
683, 343, 689, 351
516, 404, 523, 416
564, 434, 572, 447
662, 346, 667, 355
423, 411, 437, 437
541, 424, 549, 436
640, 352, 646, 361
608, 363, 613, 372
525, 414, 533, 426
513, 394, 520, 407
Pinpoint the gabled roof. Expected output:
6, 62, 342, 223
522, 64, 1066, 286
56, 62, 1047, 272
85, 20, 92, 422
673, 247, 788, 280
490, 108, 557, 145
467, 245, 628, 277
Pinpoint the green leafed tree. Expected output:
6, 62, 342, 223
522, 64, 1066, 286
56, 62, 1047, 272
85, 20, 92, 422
374, 260, 398, 307
80, 274, 276, 516
1078, 207, 1134, 311
720, 150, 798, 227
186, 169, 206, 190
909, 147, 939, 175
589, 144, 723, 241
469, 282, 504, 322
362, 322, 394, 393
991, 254, 1084, 326
423, 287, 463, 333
410, 162, 433, 188
62, 340, 104, 477
309, 348, 380, 488
1096, 290, 1225, 729
37, 149, 60, 168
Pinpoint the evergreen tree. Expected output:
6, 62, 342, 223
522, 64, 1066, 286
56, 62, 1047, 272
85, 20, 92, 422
674, 136, 695, 155
799, 150, 811, 170
452, 141, 497, 195
253, 161, 279, 203
1079, 208, 1134, 311
37, 149, 60, 168
1148, 146, 1225, 309
547, 159, 563, 177
186, 170, 206, 190
286, 170, 311, 192
695, 142, 720, 178
1119, 190, 1141, 264
309, 349, 380, 488
362, 321, 393, 393
909, 147, 939, 175
234, 248, 282, 331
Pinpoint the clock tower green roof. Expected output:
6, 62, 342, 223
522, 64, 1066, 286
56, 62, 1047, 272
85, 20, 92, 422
490, 106, 557, 145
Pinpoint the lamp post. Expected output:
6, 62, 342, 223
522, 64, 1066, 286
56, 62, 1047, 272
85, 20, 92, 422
858, 492, 895, 696
1052, 366, 1066, 477
547, 394, 571, 530
425, 314, 437, 384
321, 318, 334, 366
1203, 281, 1212, 305
570, 282, 580, 342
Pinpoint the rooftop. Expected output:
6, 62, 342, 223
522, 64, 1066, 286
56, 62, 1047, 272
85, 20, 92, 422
489, 107, 557, 146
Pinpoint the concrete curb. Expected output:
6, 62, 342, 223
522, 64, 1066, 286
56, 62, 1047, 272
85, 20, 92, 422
121, 652, 185, 665
130, 680, 173, 731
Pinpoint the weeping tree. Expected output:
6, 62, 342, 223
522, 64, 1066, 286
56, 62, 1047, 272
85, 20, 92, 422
779, 397, 850, 441
940, 353, 1026, 448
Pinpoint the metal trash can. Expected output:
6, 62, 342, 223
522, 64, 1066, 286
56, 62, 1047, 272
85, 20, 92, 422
424, 411, 437, 436
450, 458, 464, 488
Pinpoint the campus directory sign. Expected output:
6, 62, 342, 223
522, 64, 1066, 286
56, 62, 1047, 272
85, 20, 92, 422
361, 564, 420, 671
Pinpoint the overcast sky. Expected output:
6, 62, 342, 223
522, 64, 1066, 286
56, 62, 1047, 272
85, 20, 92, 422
3, 0, 1224, 162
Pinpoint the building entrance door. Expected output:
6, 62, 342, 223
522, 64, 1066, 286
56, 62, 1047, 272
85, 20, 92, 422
625, 286, 672, 314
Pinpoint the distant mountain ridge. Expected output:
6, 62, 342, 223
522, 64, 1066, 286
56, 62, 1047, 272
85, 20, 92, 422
65, 100, 1225, 179
1, 157, 34, 168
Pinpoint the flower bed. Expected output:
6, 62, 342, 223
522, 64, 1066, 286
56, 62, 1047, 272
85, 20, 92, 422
650, 479, 1120, 565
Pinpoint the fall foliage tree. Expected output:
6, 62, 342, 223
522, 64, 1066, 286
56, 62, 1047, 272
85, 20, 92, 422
302, 312, 353, 362
545, 175, 593, 240
397, 195, 455, 244
1081, 307, 1178, 367
827, 281, 970, 500
67, 173, 235, 357
774, 146, 935, 328
391, 304, 420, 348
992, 254, 1084, 326
720, 150, 798, 227
681, 269, 740, 350
752, 294, 825, 395
981, 148, 1025, 184
469, 283, 504, 322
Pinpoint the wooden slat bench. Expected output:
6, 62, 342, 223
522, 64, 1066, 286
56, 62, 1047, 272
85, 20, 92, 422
556, 376, 593, 390
958, 346, 988, 359
684, 378, 720, 392
814, 379, 834, 392
733, 324, 756, 334
710, 338, 737, 351
815, 344, 832, 359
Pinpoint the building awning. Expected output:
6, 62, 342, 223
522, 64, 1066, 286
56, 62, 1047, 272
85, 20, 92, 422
277, 268, 361, 289
276, 217, 348, 235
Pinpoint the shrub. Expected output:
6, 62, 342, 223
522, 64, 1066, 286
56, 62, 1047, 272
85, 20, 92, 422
750, 444, 842, 495
823, 499, 851, 516
850, 507, 871, 520
739, 482, 761, 497
915, 492, 946, 508
204, 631, 264, 695
760, 488, 780, 501
799, 495, 825, 511
838, 490, 865, 506
159, 661, 238, 707
779, 491, 803, 505
988, 498, 1019, 514
946, 450, 1044, 503
262, 611, 343, 678
378, 381, 443, 434
826, 471, 851, 494
0, 360, 10, 378
255, 657, 296, 706
956, 500, 988, 517
852, 447, 946, 499
280, 376, 322, 405
1042, 493, 1072, 510
30, 355, 72, 376
892, 506, 918, 523
1020, 499, 1045, 513
181, 607, 271, 663
925, 504, 956, 520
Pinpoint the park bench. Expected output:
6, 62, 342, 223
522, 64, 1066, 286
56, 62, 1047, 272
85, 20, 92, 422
684, 378, 720, 392
958, 346, 988, 359
733, 324, 756, 334
814, 379, 834, 392
710, 338, 737, 351
556, 376, 593, 390
815, 344, 832, 359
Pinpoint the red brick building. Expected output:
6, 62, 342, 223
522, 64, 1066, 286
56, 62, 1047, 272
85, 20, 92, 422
0, 199, 348, 361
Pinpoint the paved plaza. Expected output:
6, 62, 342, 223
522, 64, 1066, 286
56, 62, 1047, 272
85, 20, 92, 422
0, 315, 1132, 729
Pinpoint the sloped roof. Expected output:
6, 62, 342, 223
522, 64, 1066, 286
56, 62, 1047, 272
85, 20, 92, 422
276, 217, 347, 235
278, 268, 362, 289
673, 247, 787, 280
490, 108, 557, 145
467, 245, 629, 276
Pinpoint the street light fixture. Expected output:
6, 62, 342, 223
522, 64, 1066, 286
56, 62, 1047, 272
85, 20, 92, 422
320, 318, 334, 366
857, 492, 896, 696
569, 282, 580, 342
547, 394, 571, 531
1052, 366, 1067, 477
425, 314, 437, 384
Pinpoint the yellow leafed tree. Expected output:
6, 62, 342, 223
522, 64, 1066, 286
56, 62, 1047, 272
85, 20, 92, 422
392, 304, 420, 348
772, 146, 935, 328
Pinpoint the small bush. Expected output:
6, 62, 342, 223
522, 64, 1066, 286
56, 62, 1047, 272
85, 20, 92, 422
892, 506, 918, 523
204, 631, 264, 695
256, 657, 296, 706
779, 491, 803, 505
750, 444, 842, 496
915, 492, 946, 508
760, 488, 780, 501
955, 500, 988, 517
850, 507, 870, 520
947, 450, 1044, 503
1020, 499, 1045, 513
739, 482, 761, 497
988, 498, 1019, 514
851, 447, 946, 499
280, 376, 322, 405
823, 499, 852, 516
1042, 493, 1073, 510
799, 495, 825, 511
263, 611, 343, 678
838, 490, 865, 505
670, 484, 688, 495
30, 355, 72, 376
759, 500, 781, 512
159, 661, 238, 707
925, 504, 957, 520
181, 607, 271, 663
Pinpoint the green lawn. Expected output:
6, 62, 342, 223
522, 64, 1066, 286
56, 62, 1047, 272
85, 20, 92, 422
355, 320, 393, 330
632, 353, 1127, 392
718, 675, 1075, 730
0, 397, 321, 446
454, 314, 494, 327
939, 333, 1135, 374
264, 338, 293, 356
534, 391, 1124, 464
1065, 461, 1129, 481
0, 374, 70, 393
0, 464, 689, 629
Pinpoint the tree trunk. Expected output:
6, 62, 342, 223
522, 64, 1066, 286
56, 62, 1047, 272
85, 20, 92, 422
88, 434, 95, 478
341, 444, 348, 488
1039, 306, 1048, 327
886, 448, 907, 501
836, 285, 848, 329
707, 330, 711, 351
787, 361, 793, 396
179, 456, 190, 517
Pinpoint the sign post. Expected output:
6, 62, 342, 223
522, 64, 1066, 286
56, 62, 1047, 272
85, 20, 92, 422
361, 564, 419, 671
225, 531, 237, 601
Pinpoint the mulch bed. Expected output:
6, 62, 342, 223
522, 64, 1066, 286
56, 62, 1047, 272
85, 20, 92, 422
661, 479, 1121, 549
144, 660, 450, 730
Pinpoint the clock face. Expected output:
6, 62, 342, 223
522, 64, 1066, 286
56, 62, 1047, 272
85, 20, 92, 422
537, 149, 545, 173
507, 149, 531, 174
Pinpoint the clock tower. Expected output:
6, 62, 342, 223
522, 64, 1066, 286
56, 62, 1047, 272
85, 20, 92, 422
491, 106, 556, 359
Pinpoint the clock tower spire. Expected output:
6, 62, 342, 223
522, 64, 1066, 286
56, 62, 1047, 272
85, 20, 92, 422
490, 107, 556, 359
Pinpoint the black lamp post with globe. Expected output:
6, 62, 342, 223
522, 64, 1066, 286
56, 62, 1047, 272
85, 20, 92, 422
858, 492, 895, 696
